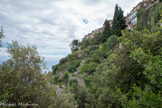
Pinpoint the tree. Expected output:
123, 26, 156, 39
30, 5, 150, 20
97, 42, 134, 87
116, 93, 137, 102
0, 26, 5, 48
102, 19, 111, 42
69, 86, 87, 108
0, 41, 55, 108
112, 4, 126, 36
93, 33, 103, 44
49, 93, 78, 108
70, 39, 79, 52
106, 35, 119, 50
86, 56, 121, 108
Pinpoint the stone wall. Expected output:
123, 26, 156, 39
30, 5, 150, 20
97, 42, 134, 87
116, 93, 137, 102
77, 77, 86, 88
56, 86, 65, 96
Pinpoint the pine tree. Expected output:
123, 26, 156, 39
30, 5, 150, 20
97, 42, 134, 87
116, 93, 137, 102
70, 39, 79, 52
102, 19, 111, 42
112, 4, 126, 36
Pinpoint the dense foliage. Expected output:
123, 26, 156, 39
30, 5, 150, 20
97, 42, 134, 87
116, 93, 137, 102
0, 2, 161, 108
112, 4, 126, 36
51, 3, 162, 107
0, 42, 55, 107
70, 39, 79, 52
106, 35, 119, 50
137, 3, 162, 31
102, 19, 111, 42
0, 41, 78, 108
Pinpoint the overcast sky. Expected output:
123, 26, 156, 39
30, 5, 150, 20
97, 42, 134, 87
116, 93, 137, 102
0, 0, 141, 71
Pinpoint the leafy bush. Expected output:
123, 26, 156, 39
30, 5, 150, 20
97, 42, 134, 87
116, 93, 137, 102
100, 43, 108, 55
137, 3, 162, 31
68, 60, 81, 73
83, 76, 91, 86
58, 78, 63, 83
120, 85, 162, 108
68, 66, 76, 73
0, 41, 55, 107
106, 35, 119, 50
59, 57, 67, 64
136, 9, 146, 31
80, 38, 93, 50
93, 32, 104, 44
70, 39, 79, 52
52, 65, 57, 75
50, 93, 78, 108
69, 79, 78, 86
69, 86, 87, 108
89, 45, 99, 51
150, 3, 162, 27
90, 53, 100, 63
80, 62, 98, 74
63, 72, 69, 84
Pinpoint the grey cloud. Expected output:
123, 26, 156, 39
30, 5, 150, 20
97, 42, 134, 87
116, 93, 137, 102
82, 0, 106, 5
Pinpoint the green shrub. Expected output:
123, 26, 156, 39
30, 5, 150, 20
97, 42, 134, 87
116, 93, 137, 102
107, 53, 116, 63
137, 3, 162, 31
150, 3, 162, 27
69, 79, 78, 86
80, 62, 98, 74
136, 9, 146, 31
90, 53, 100, 63
68, 60, 81, 73
69, 86, 87, 108
59, 58, 67, 64
106, 35, 119, 50
58, 78, 63, 83
93, 32, 104, 44
100, 43, 108, 54
120, 85, 162, 108
70, 39, 79, 52
53, 75, 59, 84
83, 76, 91, 86
63, 72, 69, 83
52, 65, 57, 75
80, 38, 94, 50
89, 45, 99, 51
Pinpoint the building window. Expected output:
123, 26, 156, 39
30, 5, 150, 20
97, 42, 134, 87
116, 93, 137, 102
144, 3, 147, 7
129, 11, 137, 21
132, 17, 137, 25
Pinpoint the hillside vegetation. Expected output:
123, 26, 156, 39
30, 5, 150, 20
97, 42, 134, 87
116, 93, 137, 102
0, 2, 161, 108
50, 3, 162, 108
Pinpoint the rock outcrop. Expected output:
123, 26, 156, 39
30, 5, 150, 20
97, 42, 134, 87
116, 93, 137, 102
83, 27, 104, 40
